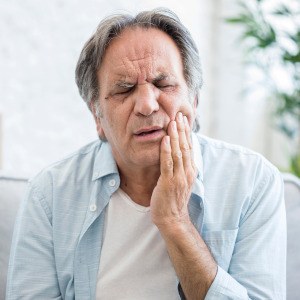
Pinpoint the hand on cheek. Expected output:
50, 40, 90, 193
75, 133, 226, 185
150, 112, 197, 228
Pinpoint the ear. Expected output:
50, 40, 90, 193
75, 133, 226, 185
91, 101, 107, 140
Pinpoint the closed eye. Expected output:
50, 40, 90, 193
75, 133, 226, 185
115, 87, 133, 94
155, 83, 175, 91
152, 74, 176, 91
114, 83, 135, 95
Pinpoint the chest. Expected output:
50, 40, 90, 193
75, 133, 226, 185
96, 189, 180, 299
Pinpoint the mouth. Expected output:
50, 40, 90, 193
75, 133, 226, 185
133, 126, 164, 141
136, 129, 161, 136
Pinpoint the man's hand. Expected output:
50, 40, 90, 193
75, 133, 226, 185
151, 111, 197, 228
151, 112, 217, 300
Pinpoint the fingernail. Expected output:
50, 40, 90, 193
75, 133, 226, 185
177, 112, 183, 122
184, 116, 188, 125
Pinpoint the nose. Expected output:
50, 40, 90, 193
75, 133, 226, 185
133, 83, 159, 116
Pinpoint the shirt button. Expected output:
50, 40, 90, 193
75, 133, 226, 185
89, 204, 97, 212
109, 179, 116, 187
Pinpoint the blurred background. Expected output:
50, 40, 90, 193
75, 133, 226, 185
0, 0, 299, 179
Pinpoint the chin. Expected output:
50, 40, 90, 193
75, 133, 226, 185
132, 150, 160, 168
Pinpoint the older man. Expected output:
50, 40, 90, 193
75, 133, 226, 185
6, 8, 285, 300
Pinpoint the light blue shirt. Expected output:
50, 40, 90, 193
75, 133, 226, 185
6, 134, 286, 299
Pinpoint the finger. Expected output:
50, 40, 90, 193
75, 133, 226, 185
160, 135, 173, 178
184, 116, 197, 173
168, 120, 184, 173
176, 112, 193, 173
184, 115, 192, 150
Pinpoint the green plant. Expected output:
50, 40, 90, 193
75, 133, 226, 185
226, 0, 300, 177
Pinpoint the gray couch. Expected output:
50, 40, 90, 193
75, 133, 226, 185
283, 173, 300, 300
1, 174, 300, 299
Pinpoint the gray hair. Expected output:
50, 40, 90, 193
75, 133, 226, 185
75, 7, 202, 131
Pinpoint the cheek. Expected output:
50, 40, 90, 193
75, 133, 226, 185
181, 104, 196, 125
164, 99, 194, 122
102, 106, 131, 138
162, 88, 195, 118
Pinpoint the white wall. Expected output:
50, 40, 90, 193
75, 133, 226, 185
0, 0, 290, 178
199, 0, 291, 169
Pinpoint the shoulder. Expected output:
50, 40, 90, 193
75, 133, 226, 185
195, 134, 279, 176
194, 134, 284, 230
20, 140, 104, 220
194, 134, 282, 204
28, 140, 102, 192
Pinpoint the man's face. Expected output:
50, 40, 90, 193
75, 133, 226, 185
94, 27, 196, 168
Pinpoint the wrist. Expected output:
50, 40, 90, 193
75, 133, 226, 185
155, 216, 194, 238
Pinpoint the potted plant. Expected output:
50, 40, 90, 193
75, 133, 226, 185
226, 0, 300, 177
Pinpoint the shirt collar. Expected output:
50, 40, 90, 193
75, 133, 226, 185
190, 133, 205, 231
92, 141, 119, 180
192, 133, 204, 182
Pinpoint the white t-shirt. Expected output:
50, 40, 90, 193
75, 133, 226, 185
96, 188, 180, 300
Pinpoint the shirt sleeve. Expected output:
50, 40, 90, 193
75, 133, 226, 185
6, 181, 62, 299
205, 168, 286, 299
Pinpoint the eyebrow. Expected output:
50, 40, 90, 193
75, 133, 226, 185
114, 73, 172, 87
152, 74, 170, 84
114, 81, 135, 88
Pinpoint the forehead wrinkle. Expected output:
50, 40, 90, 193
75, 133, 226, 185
108, 59, 154, 84
108, 44, 176, 84
106, 50, 176, 82
121, 43, 158, 77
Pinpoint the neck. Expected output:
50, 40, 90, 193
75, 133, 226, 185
118, 165, 160, 207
